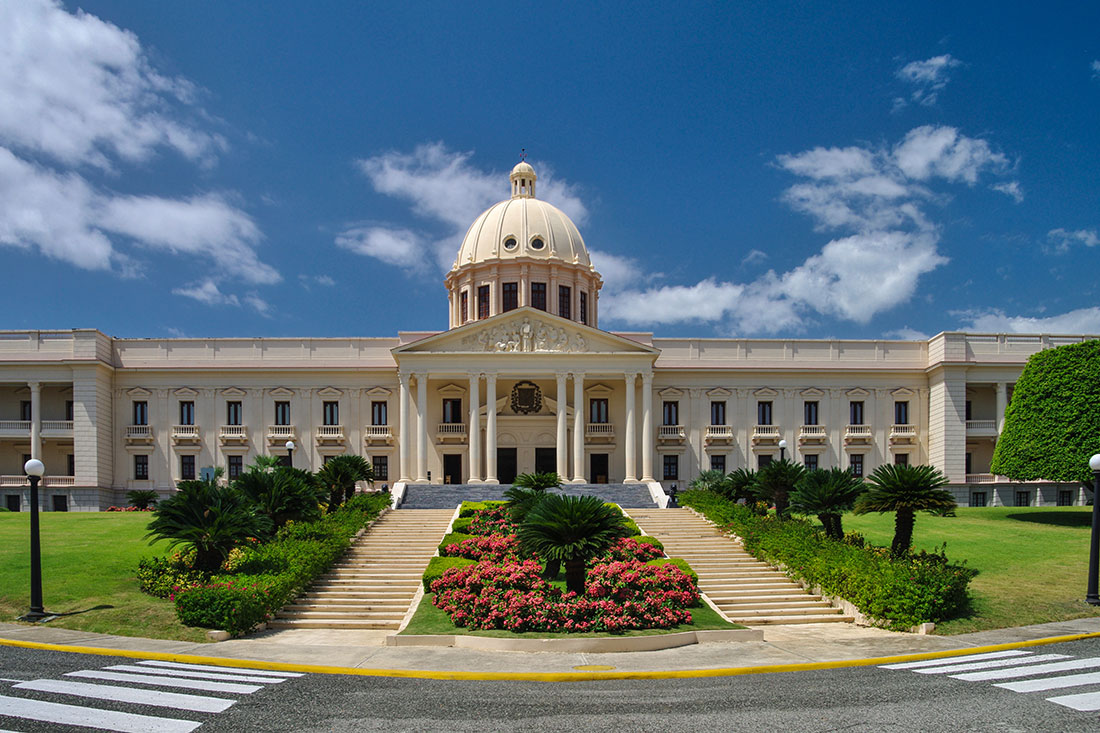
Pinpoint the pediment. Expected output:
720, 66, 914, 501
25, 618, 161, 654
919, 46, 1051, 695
174, 387, 199, 398
365, 386, 392, 398
394, 307, 659, 356
658, 387, 684, 399
268, 387, 294, 398
127, 387, 152, 398
586, 383, 614, 397
316, 387, 343, 398
754, 387, 778, 398
221, 387, 247, 398
846, 388, 870, 397
891, 387, 915, 398
706, 388, 732, 398
438, 383, 467, 397
801, 388, 825, 398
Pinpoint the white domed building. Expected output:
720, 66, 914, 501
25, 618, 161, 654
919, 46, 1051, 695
0, 161, 1093, 511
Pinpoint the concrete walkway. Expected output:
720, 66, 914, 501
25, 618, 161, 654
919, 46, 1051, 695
5, 618, 1100, 676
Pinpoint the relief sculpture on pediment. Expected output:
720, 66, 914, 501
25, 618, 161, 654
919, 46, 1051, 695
460, 316, 588, 353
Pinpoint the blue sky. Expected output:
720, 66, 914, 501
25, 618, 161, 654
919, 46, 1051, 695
2, 0, 1099, 340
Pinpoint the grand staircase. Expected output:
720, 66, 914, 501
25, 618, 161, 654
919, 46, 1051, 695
269, 509, 454, 630
629, 508, 853, 626
400, 483, 656, 509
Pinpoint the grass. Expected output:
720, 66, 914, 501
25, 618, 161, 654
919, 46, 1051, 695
0, 512, 207, 642
842, 506, 1100, 635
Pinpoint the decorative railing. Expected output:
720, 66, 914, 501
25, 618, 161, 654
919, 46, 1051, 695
965, 473, 996, 483
0, 420, 31, 432
267, 425, 296, 440
364, 425, 392, 440
705, 425, 733, 440
437, 423, 467, 435
752, 425, 780, 441
317, 425, 345, 440
966, 420, 997, 431
219, 425, 248, 440
172, 425, 200, 440
890, 424, 918, 440
799, 425, 827, 441
125, 425, 153, 440
0, 475, 75, 487
658, 424, 685, 440
845, 424, 872, 440
41, 420, 73, 432
585, 423, 615, 438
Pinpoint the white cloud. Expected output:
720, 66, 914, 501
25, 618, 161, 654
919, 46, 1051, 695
957, 307, 1100, 334
1047, 227, 1099, 253
600, 279, 744, 325
741, 249, 768, 266
335, 226, 429, 270
588, 250, 646, 292
892, 126, 1007, 183
895, 54, 962, 107
0, 0, 225, 169
884, 326, 930, 340
172, 279, 239, 307
298, 274, 335, 289
1092, 60, 1100, 78
991, 181, 1024, 203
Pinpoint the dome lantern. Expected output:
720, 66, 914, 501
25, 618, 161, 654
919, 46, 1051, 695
510, 161, 536, 199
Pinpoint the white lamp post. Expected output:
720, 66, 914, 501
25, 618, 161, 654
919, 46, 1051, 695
1086, 453, 1100, 606
20, 458, 48, 622
285, 440, 296, 469
778, 439, 788, 462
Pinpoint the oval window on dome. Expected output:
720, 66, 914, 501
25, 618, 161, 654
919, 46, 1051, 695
503, 237, 517, 251
530, 237, 545, 250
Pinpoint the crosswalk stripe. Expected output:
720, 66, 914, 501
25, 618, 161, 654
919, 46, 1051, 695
105, 663, 288, 684
912, 654, 1069, 674
997, 670, 1100, 693
880, 650, 1033, 670
67, 669, 262, 694
1046, 691, 1100, 712
0, 693, 201, 733
14, 679, 235, 714
952, 657, 1100, 682
138, 660, 302, 677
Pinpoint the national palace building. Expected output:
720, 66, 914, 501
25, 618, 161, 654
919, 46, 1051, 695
1, 162, 1094, 511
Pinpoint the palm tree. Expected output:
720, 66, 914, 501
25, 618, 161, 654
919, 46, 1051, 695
854, 464, 955, 556
726, 467, 758, 505
145, 477, 271, 572
232, 464, 322, 531
754, 459, 806, 518
315, 455, 373, 511
512, 472, 562, 491
689, 469, 732, 496
790, 467, 865, 539
517, 494, 628, 594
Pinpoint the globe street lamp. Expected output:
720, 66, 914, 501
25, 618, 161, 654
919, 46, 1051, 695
285, 440, 296, 469
20, 458, 49, 622
1086, 453, 1100, 606
778, 439, 788, 462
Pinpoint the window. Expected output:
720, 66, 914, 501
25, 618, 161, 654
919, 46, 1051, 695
662, 401, 679, 426
477, 285, 490, 319
65, 400, 74, 421
804, 454, 819, 471
503, 236, 517, 251
804, 401, 819, 426
849, 454, 863, 478
1015, 490, 1030, 508
5, 495, 19, 512
1058, 490, 1074, 507
179, 401, 194, 426
558, 285, 571, 320
710, 454, 726, 473
530, 237, 545, 250
52, 495, 68, 512
20, 401, 31, 421
531, 282, 547, 311
67, 454, 74, 476
663, 454, 679, 480
710, 401, 726, 425
132, 401, 148, 425
323, 401, 339, 426
579, 292, 588, 325
226, 401, 242, 426
589, 398, 609, 424
274, 401, 290, 426
971, 491, 988, 508
371, 401, 388, 426
758, 454, 773, 469
965, 452, 972, 475
442, 398, 462, 424
228, 455, 243, 480
373, 456, 389, 481
502, 282, 518, 312
180, 454, 195, 480
134, 454, 148, 480
894, 453, 909, 465
965, 400, 972, 421
757, 401, 772, 425
850, 400, 864, 425
895, 400, 909, 425
460, 290, 468, 323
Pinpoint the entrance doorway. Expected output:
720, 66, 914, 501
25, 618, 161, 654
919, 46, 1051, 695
535, 448, 556, 475
5, 494, 19, 512
498, 448, 518, 484
442, 454, 462, 484
590, 453, 609, 484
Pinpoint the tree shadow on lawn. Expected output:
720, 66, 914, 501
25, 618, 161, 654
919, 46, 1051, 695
1005, 512, 1092, 529
50, 604, 115, 618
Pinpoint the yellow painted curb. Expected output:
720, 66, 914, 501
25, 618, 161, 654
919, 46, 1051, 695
2, 631, 1100, 681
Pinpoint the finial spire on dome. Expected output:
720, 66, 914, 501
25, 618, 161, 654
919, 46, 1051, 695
510, 154, 536, 199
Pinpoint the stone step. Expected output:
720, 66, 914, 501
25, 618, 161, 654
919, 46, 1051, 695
268, 619, 400, 630
304, 590, 414, 599
729, 614, 855, 626
715, 599, 834, 611
284, 601, 408, 611
275, 610, 406, 620
316, 579, 420, 588
319, 573, 422, 580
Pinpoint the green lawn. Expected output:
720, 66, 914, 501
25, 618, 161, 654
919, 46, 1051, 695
843, 506, 1100, 634
0, 512, 207, 642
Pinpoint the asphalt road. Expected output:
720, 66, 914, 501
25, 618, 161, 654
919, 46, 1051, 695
4, 639, 1100, 731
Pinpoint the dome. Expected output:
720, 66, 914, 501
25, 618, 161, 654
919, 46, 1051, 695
452, 163, 592, 269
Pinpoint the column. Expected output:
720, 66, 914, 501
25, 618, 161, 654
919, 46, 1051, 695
28, 381, 41, 460
555, 372, 568, 478
623, 372, 637, 482
416, 373, 428, 483
485, 373, 498, 484
641, 372, 654, 481
468, 373, 481, 483
572, 372, 585, 483
995, 382, 1008, 434
398, 373, 411, 481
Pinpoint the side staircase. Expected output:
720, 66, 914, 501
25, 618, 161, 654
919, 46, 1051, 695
399, 483, 656, 509
269, 509, 454, 630
630, 508, 853, 626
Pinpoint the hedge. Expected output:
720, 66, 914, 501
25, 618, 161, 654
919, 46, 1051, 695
450, 516, 474, 534
459, 501, 507, 517
167, 492, 390, 635
680, 490, 977, 630
438, 532, 476, 553
633, 535, 665, 552
647, 557, 697, 584
422, 556, 477, 591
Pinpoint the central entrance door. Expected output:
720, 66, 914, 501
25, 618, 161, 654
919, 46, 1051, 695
590, 453, 609, 484
442, 454, 462, 484
498, 448, 518, 484
535, 448, 556, 475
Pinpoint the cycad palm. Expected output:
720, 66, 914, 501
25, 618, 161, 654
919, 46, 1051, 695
315, 455, 373, 511
690, 469, 732, 496
727, 468, 758, 505
517, 494, 628, 594
512, 472, 562, 491
854, 464, 955, 556
790, 468, 865, 539
755, 459, 806, 518
232, 465, 322, 531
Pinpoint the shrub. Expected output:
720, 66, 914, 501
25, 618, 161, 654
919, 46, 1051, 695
438, 532, 476, 553
451, 516, 474, 534
422, 556, 477, 591
173, 581, 272, 636
127, 489, 159, 510
647, 557, 698, 584
136, 552, 209, 598
467, 505, 516, 536
632, 535, 664, 552
597, 536, 665, 563
459, 501, 507, 517
440, 534, 522, 562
